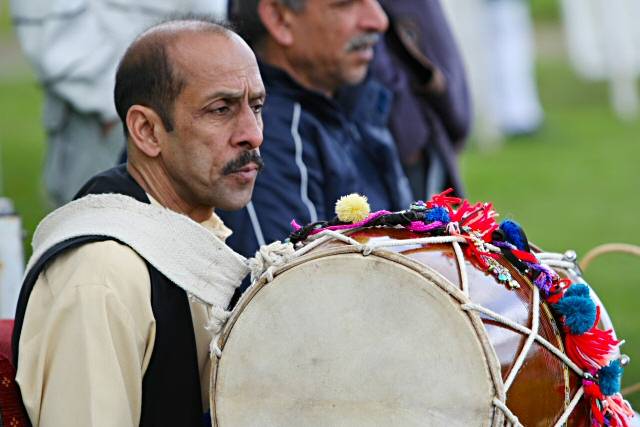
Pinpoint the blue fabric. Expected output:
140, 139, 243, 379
219, 63, 412, 260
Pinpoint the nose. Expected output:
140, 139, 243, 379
233, 103, 263, 150
359, 0, 389, 33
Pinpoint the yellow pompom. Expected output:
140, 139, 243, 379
335, 193, 370, 223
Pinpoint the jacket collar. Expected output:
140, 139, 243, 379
258, 60, 392, 126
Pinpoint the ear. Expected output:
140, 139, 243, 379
126, 105, 166, 158
258, 0, 294, 46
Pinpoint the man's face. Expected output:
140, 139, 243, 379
161, 32, 265, 211
285, 0, 388, 94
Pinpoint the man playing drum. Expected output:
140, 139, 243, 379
12, 18, 265, 426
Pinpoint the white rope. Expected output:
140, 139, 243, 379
297, 232, 359, 257
452, 241, 469, 297
540, 260, 578, 270
210, 334, 223, 358
536, 252, 567, 261
504, 287, 540, 392
462, 303, 585, 377
364, 235, 468, 247
295, 230, 468, 260
493, 398, 523, 427
553, 386, 585, 427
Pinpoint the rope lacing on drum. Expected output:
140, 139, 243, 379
249, 241, 297, 283
245, 190, 633, 426
493, 398, 523, 427
211, 334, 223, 359
314, 229, 595, 425
299, 232, 608, 425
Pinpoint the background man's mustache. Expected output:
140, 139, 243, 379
345, 33, 381, 52
223, 151, 265, 175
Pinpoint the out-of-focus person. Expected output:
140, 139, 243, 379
371, 0, 472, 199
441, 0, 544, 143
9, 0, 227, 206
221, 0, 412, 260
561, 0, 640, 120
13, 18, 262, 426
486, 0, 544, 136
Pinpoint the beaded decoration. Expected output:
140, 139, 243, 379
289, 189, 635, 427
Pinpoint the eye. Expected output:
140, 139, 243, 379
331, 0, 356, 7
210, 105, 231, 115
251, 103, 263, 114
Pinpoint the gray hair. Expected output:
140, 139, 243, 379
230, 0, 307, 48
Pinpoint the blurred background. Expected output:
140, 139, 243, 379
0, 0, 639, 410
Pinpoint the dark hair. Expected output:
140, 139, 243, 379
114, 16, 233, 135
230, 0, 307, 48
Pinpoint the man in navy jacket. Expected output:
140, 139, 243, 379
221, 0, 412, 261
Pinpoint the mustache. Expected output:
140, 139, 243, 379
345, 32, 381, 52
222, 150, 265, 175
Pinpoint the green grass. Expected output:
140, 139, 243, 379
532, 0, 561, 23
1, 0, 11, 37
462, 58, 640, 408
0, 77, 47, 248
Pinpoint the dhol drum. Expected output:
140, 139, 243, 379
210, 194, 634, 427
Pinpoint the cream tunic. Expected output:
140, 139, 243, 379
16, 204, 232, 427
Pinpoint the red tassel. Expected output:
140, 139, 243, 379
427, 188, 461, 210
546, 278, 571, 304
447, 200, 499, 239
511, 248, 539, 264
585, 381, 634, 426
591, 398, 606, 425
583, 380, 604, 400
464, 243, 491, 269
564, 308, 621, 371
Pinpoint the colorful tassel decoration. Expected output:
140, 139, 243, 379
426, 188, 460, 211
286, 190, 635, 427
564, 308, 621, 371
335, 194, 370, 223
426, 206, 450, 224
500, 219, 530, 251
599, 359, 623, 396
553, 284, 597, 335
602, 394, 635, 427
565, 282, 591, 298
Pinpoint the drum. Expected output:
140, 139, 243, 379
210, 224, 628, 426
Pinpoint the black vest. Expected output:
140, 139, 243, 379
12, 165, 204, 427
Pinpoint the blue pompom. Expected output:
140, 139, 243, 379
599, 359, 623, 396
426, 207, 450, 224
500, 219, 527, 250
553, 293, 597, 335
565, 283, 590, 298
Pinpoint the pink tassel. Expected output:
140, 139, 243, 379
291, 219, 302, 231
602, 394, 635, 427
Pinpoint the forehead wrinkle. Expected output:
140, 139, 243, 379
175, 51, 261, 98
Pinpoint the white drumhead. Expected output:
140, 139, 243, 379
213, 253, 496, 426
